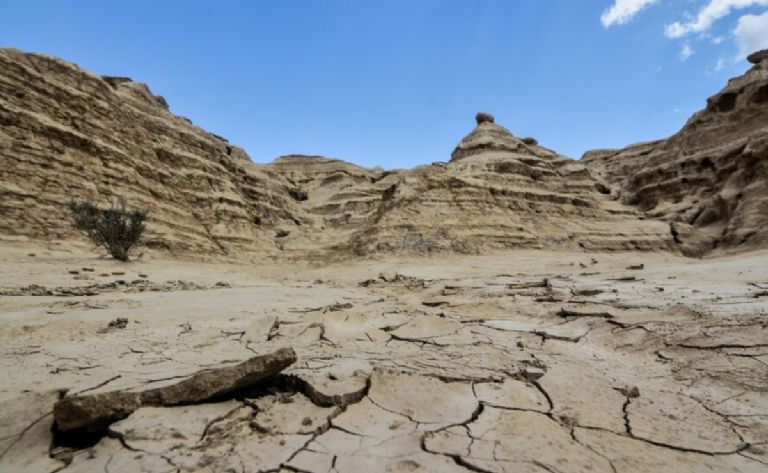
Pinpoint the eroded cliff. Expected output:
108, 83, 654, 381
3, 48, 766, 259
583, 50, 768, 255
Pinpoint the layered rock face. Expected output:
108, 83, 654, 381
262, 115, 675, 256
334, 113, 674, 255
263, 155, 402, 253
583, 50, 768, 254
0, 49, 306, 259
4, 47, 766, 259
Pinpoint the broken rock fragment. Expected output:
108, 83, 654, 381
53, 347, 297, 430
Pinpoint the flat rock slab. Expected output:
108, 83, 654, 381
331, 397, 417, 440
108, 401, 242, 454
627, 390, 744, 453
242, 314, 278, 344
0, 391, 64, 473
250, 392, 340, 434
54, 347, 296, 430
575, 427, 762, 473
474, 378, 549, 411
678, 324, 768, 349
0, 390, 60, 454
538, 362, 627, 432
367, 369, 478, 427
389, 315, 461, 341
484, 318, 593, 342
426, 407, 612, 473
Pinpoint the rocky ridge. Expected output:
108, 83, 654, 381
583, 49, 768, 255
3, 48, 767, 259
0, 48, 307, 260
2, 48, 689, 260
334, 113, 673, 255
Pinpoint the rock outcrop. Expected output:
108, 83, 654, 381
0, 48, 306, 260
261, 114, 678, 256
2, 47, 766, 259
263, 155, 402, 253
583, 49, 768, 255
54, 347, 296, 430
334, 113, 674, 255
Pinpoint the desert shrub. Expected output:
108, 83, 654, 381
68, 198, 148, 261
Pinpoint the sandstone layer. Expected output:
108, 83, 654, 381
583, 49, 768, 255
2, 48, 682, 260
0, 48, 307, 260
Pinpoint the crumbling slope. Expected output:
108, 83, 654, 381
583, 50, 768, 255
337, 114, 675, 255
0, 48, 308, 259
6, 47, 767, 259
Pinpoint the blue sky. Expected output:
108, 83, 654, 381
1, 1, 767, 167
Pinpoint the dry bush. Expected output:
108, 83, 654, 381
69, 198, 147, 261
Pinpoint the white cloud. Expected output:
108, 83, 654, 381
665, 0, 768, 38
680, 43, 695, 60
715, 57, 726, 70
601, 0, 658, 27
734, 10, 768, 57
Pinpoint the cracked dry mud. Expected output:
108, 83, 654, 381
1, 244, 768, 472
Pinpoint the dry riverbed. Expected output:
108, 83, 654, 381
1, 241, 767, 472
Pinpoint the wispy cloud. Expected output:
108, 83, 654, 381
601, 0, 658, 27
715, 57, 726, 70
679, 43, 695, 60
665, 0, 768, 38
734, 10, 768, 57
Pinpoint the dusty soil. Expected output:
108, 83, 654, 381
1, 240, 767, 472
2, 46, 767, 473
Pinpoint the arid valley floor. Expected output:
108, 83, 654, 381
2, 241, 768, 472
1, 47, 768, 472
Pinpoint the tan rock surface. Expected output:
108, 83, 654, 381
0, 49, 306, 260
583, 49, 768, 254
1, 48, 680, 260
53, 347, 296, 430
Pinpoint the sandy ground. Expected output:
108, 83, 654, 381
1, 240, 767, 472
